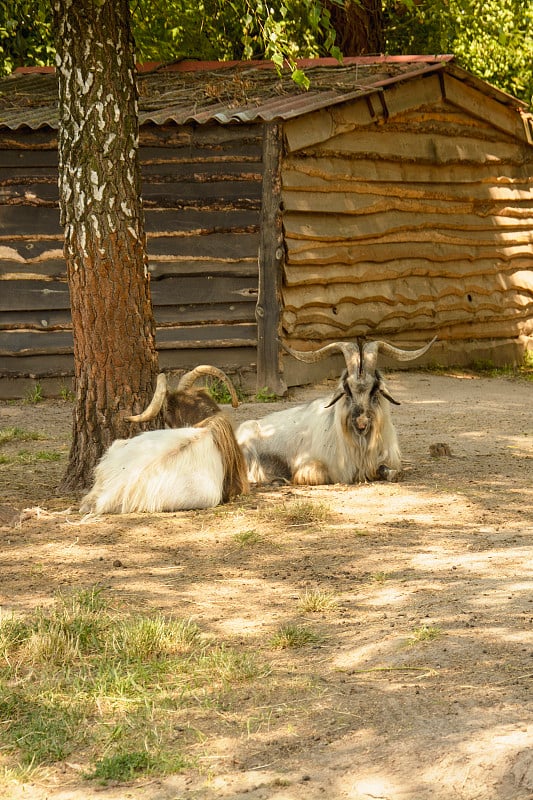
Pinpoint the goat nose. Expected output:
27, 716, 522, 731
355, 414, 369, 430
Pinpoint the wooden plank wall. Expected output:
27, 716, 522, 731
281, 84, 533, 368
0, 122, 261, 386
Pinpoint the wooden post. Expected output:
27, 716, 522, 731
256, 122, 287, 395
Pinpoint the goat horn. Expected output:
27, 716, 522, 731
126, 372, 167, 422
177, 365, 239, 408
282, 341, 361, 375
362, 336, 437, 373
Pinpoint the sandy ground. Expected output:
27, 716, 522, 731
1, 371, 532, 800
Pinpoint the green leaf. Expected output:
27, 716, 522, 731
291, 68, 310, 90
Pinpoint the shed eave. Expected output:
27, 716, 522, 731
0, 56, 529, 133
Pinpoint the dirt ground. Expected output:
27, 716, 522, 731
1, 371, 532, 800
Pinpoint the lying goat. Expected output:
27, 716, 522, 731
79, 414, 249, 514
127, 365, 239, 428
236, 338, 436, 485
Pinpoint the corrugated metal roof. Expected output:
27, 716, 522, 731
0, 55, 526, 132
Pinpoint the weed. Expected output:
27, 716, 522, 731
255, 387, 279, 402
233, 529, 263, 546
269, 624, 320, 649
205, 378, 246, 405
25, 383, 43, 404
60, 384, 75, 402
370, 571, 390, 583
408, 624, 442, 644
274, 499, 330, 526
298, 588, 338, 613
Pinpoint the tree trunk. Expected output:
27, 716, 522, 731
326, 0, 385, 56
53, 0, 159, 491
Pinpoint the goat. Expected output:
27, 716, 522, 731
236, 337, 437, 486
79, 414, 249, 514
127, 365, 239, 428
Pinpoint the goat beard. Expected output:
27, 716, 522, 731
196, 415, 249, 502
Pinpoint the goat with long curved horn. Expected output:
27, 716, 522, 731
236, 336, 437, 485
127, 365, 239, 428
176, 365, 239, 407
127, 373, 168, 423
362, 337, 437, 374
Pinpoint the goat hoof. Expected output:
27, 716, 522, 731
377, 464, 400, 482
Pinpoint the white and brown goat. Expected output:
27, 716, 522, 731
127, 365, 239, 428
236, 338, 436, 485
79, 414, 249, 514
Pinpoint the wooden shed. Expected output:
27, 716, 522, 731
1, 56, 532, 397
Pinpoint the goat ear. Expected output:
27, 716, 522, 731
379, 387, 401, 405
325, 389, 345, 408
325, 370, 348, 408
376, 371, 401, 405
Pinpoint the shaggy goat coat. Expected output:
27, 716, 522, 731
80, 415, 248, 514
236, 337, 434, 487
236, 388, 401, 486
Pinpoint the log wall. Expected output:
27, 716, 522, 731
0, 122, 261, 390
281, 74, 533, 370
2, 69, 532, 396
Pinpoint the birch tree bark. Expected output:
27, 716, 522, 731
53, 0, 159, 491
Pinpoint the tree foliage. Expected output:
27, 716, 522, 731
0, 0, 531, 104
383, 0, 533, 105
0, 0, 54, 73
130, 0, 343, 88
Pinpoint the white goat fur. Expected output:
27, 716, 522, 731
236, 391, 401, 485
81, 426, 228, 514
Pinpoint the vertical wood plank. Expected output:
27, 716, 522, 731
256, 122, 287, 395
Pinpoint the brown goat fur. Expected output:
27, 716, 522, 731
165, 389, 220, 427
196, 414, 249, 502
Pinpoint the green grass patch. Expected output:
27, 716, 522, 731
370, 571, 391, 583
254, 387, 280, 402
407, 624, 443, 645
298, 588, 338, 613
422, 353, 533, 382
269, 624, 320, 649
0, 587, 270, 783
273, 499, 330, 527
232, 528, 264, 547
0, 427, 46, 445
59, 384, 75, 401
0, 450, 62, 465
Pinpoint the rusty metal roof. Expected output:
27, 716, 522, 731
0, 55, 526, 132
